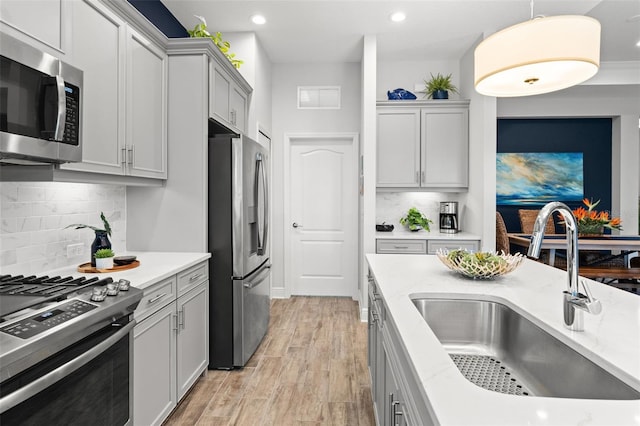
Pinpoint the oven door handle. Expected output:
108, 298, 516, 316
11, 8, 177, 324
0, 320, 135, 413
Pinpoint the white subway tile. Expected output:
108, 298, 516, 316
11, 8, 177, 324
1, 218, 17, 234
17, 217, 43, 232
0, 233, 31, 251
0, 250, 17, 267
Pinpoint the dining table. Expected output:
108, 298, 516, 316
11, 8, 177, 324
507, 233, 640, 268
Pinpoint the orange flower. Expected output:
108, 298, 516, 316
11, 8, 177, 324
610, 217, 622, 227
572, 198, 622, 232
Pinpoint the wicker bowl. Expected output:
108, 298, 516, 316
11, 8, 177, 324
436, 249, 525, 279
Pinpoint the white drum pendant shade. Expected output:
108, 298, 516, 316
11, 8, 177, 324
474, 15, 600, 97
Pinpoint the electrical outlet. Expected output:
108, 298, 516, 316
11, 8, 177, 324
66, 243, 84, 258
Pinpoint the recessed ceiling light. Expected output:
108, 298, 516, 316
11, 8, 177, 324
251, 14, 266, 25
390, 12, 406, 23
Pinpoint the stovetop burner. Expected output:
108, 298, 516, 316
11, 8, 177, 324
0, 274, 115, 320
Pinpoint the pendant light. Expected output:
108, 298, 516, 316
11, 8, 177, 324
474, 0, 601, 97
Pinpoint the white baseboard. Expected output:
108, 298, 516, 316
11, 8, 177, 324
270, 287, 288, 299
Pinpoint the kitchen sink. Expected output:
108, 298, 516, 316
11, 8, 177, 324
411, 297, 640, 400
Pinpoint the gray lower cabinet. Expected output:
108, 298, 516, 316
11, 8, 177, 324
376, 239, 479, 254
368, 274, 435, 426
133, 261, 209, 426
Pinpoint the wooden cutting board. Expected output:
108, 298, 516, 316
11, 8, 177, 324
77, 260, 140, 273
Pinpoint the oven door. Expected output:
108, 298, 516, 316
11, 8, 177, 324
0, 318, 134, 426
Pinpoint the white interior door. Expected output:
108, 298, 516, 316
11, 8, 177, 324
288, 135, 358, 297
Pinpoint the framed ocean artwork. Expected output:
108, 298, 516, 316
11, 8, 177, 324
496, 152, 584, 205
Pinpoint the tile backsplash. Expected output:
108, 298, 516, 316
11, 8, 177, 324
377, 192, 463, 231
0, 182, 126, 275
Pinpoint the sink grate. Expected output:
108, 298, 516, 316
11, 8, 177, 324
450, 354, 533, 396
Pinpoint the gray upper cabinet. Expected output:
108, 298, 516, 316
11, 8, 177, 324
377, 100, 470, 191
126, 26, 168, 179
62, 0, 125, 176
61, 0, 167, 179
0, 0, 68, 55
210, 60, 248, 133
377, 108, 421, 188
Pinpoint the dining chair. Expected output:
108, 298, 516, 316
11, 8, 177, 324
518, 209, 556, 234
496, 212, 510, 254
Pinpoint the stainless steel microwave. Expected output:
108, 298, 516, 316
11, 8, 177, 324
0, 33, 83, 164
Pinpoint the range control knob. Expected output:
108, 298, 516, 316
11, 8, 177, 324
90, 287, 107, 302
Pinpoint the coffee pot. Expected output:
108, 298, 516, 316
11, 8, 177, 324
439, 202, 459, 233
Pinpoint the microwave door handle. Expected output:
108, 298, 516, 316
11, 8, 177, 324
53, 75, 66, 141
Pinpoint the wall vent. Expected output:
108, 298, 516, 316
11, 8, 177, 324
297, 86, 341, 109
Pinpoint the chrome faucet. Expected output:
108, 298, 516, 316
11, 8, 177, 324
527, 202, 602, 331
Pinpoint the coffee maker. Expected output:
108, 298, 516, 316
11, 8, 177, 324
439, 202, 459, 233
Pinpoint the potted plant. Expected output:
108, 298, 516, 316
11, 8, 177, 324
66, 212, 112, 266
400, 207, 433, 232
188, 15, 243, 69
424, 73, 458, 99
94, 248, 115, 270
572, 198, 622, 236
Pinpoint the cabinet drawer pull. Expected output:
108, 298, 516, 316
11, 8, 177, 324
189, 273, 203, 282
147, 293, 167, 305
393, 245, 409, 249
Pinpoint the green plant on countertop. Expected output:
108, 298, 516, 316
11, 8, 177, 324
400, 207, 433, 232
188, 15, 243, 69
424, 72, 459, 99
65, 212, 112, 236
94, 248, 115, 259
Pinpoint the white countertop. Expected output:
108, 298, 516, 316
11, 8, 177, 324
46, 252, 211, 291
375, 230, 480, 240
366, 253, 640, 425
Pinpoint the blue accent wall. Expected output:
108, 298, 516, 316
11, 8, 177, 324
497, 118, 613, 233
127, 0, 188, 38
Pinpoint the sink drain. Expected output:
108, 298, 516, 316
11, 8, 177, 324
450, 354, 533, 396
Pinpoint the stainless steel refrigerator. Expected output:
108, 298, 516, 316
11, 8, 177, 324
208, 133, 270, 369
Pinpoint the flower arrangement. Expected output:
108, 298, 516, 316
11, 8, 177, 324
573, 198, 622, 235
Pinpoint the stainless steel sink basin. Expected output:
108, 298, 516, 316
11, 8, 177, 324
411, 297, 640, 400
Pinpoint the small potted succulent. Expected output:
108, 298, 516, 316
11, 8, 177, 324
424, 73, 459, 99
94, 248, 115, 270
400, 207, 433, 232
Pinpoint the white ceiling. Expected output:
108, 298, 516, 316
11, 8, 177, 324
161, 0, 640, 64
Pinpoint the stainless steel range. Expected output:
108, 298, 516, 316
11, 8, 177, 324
0, 273, 142, 425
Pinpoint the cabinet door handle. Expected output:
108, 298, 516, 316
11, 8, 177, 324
415, 171, 419, 183
230, 109, 236, 125
172, 313, 178, 331
421, 170, 425, 183
121, 147, 127, 165
178, 307, 186, 329
127, 145, 134, 166
147, 293, 167, 305
189, 273, 203, 282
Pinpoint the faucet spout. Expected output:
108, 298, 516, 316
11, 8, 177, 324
527, 202, 601, 331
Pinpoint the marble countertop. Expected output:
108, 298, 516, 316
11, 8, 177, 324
375, 230, 480, 240
46, 252, 211, 291
366, 253, 640, 425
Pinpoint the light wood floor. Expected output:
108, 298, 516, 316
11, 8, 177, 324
164, 296, 375, 426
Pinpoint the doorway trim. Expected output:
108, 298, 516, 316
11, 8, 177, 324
283, 132, 360, 299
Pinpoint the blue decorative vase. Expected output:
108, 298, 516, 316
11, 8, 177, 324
432, 90, 448, 99
91, 230, 111, 267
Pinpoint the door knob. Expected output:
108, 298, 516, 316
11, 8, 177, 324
292, 222, 302, 228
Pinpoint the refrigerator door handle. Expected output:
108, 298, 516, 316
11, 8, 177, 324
256, 153, 268, 255
243, 263, 271, 289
